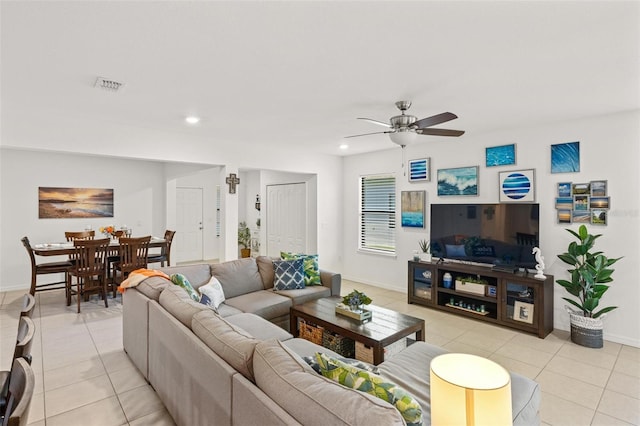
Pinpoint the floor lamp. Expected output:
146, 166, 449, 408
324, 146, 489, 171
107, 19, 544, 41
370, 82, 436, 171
430, 353, 512, 425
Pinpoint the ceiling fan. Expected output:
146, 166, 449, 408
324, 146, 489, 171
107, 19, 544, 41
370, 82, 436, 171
345, 101, 465, 147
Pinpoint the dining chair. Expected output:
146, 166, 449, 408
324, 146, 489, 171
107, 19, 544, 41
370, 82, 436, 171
1, 358, 35, 426
64, 230, 95, 241
147, 230, 176, 267
0, 316, 35, 419
111, 236, 151, 296
66, 238, 110, 313
21, 237, 73, 296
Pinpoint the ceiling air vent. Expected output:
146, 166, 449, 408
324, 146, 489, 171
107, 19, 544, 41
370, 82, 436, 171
94, 77, 123, 92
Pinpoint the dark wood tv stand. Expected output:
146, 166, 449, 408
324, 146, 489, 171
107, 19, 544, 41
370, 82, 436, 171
408, 260, 553, 338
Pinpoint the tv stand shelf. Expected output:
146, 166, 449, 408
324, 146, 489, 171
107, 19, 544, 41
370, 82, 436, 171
408, 260, 553, 338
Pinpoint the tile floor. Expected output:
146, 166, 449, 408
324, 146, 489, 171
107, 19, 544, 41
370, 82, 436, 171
1, 279, 638, 426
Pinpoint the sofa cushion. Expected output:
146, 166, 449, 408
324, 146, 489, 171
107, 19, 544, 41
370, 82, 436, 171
159, 284, 211, 328
211, 258, 264, 299
159, 264, 212, 289
253, 339, 405, 426
272, 258, 305, 290
192, 309, 259, 382
170, 273, 200, 301
315, 352, 423, 426
274, 285, 330, 305
256, 256, 276, 289
198, 276, 226, 310
216, 303, 243, 318
135, 275, 171, 301
281, 252, 321, 286
224, 290, 292, 321
377, 341, 541, 426
225, 313, 292, 342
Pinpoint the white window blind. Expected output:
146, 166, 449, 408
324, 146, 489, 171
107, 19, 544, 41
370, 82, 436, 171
359, 175, 396, 254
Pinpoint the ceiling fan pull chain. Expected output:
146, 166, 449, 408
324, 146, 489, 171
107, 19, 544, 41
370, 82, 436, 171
401, 145, 406, 176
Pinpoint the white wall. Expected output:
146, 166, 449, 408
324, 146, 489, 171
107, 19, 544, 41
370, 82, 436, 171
343, 110, 640, 347
0, 149, 167, 291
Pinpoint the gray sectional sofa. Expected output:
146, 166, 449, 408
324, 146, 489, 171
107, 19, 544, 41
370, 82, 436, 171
122, 256, 541, 426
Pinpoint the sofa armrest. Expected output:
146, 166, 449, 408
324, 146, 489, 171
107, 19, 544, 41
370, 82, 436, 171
319, 270, 341, 296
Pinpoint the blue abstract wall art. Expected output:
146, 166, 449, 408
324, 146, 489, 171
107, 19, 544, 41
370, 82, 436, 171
551, 141, 580, 173
485, 144, 516, 167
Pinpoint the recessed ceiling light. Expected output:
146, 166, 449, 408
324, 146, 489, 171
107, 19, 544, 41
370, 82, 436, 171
340, 143, 349, 150
185, 116, 200, 124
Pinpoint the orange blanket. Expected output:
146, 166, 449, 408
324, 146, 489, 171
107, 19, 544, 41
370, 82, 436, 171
117, 269, 170, 293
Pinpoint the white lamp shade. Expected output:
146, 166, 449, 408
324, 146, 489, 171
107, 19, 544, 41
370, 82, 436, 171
389, 129, 417, 146
430, 353, 512, 426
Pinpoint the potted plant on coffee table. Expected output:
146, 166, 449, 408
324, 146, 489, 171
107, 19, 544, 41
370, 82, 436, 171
556, 224, 622, 348
238, 221, 252, 258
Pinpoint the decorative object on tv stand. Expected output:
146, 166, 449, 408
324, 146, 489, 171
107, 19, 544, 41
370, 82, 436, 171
443, 272, 453, 289
418, 239, 431, 262
430, 353, 512, 426
336, 290, 373, 321
532, 247, 546, 279
237, 221, 252, 258
556, 224, 622, 348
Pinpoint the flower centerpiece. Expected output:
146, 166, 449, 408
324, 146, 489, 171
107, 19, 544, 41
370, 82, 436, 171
342, 290, 372, 312
99, 225, 116, 238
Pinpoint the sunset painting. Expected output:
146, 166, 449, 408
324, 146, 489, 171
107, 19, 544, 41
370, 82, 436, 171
39, 187, 114, 218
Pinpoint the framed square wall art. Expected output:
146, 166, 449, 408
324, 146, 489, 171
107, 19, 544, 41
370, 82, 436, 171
498, 169, 535, 202
557, 182, 572, 197
485, 144, 516, 167
401, 190, 425, 228
551, 141, 580, 173
437, 166, 478, 196
39, 187, 114, 219
408, 158, 430, 182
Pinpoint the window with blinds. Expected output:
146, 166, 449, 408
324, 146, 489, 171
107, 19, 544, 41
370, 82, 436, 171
359, 174, 396, 254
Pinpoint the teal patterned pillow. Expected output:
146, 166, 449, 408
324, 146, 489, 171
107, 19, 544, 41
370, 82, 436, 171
170, 273, 200, 302
281, 252, 321, 286
315, 353, 423, 426
273, 258, 305, 290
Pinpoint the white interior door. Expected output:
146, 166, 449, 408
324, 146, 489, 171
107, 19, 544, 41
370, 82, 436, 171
266, 183, 306, 256
175, 187, 203, 263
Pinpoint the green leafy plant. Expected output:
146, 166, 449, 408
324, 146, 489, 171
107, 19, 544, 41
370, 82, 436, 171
556, 225, 622, 318
343, 290, 372, 307
455, 276, 489, 285
238, 221, 252, 249
418, 239, 430, 253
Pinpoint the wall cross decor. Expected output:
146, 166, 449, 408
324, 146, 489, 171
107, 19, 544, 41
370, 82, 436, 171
225, 173, 240, 194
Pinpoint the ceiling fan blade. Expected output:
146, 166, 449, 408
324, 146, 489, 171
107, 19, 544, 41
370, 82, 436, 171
344, 130, 392, 139
416, 128, 465, 137
357, 118, 392, 128
412, 112, 458, 129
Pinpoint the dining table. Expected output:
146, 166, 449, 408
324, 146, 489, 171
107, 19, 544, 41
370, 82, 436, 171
32, 236, 167, 256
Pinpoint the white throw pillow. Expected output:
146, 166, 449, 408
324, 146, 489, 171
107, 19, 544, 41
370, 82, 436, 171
199, 275, 226, 310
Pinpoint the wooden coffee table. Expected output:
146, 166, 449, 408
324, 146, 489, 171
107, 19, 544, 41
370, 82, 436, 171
290, 296, 425, 365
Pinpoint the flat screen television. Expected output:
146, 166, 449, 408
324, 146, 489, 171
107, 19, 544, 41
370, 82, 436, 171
430, 203, 539, 269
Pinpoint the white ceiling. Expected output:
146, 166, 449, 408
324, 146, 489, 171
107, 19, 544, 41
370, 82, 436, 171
1, 1, 638, 158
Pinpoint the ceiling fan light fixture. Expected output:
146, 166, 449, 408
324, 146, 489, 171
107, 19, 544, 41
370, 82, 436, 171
389, 130, 417, 147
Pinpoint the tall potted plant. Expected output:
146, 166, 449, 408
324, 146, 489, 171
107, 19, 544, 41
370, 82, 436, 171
238, 221, 252, 258
556, 224, 622, 348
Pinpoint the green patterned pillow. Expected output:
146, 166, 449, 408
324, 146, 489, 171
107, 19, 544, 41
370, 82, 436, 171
281, 252, 321, 286
315, 353, 423, 426
170, 273, 200, 302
